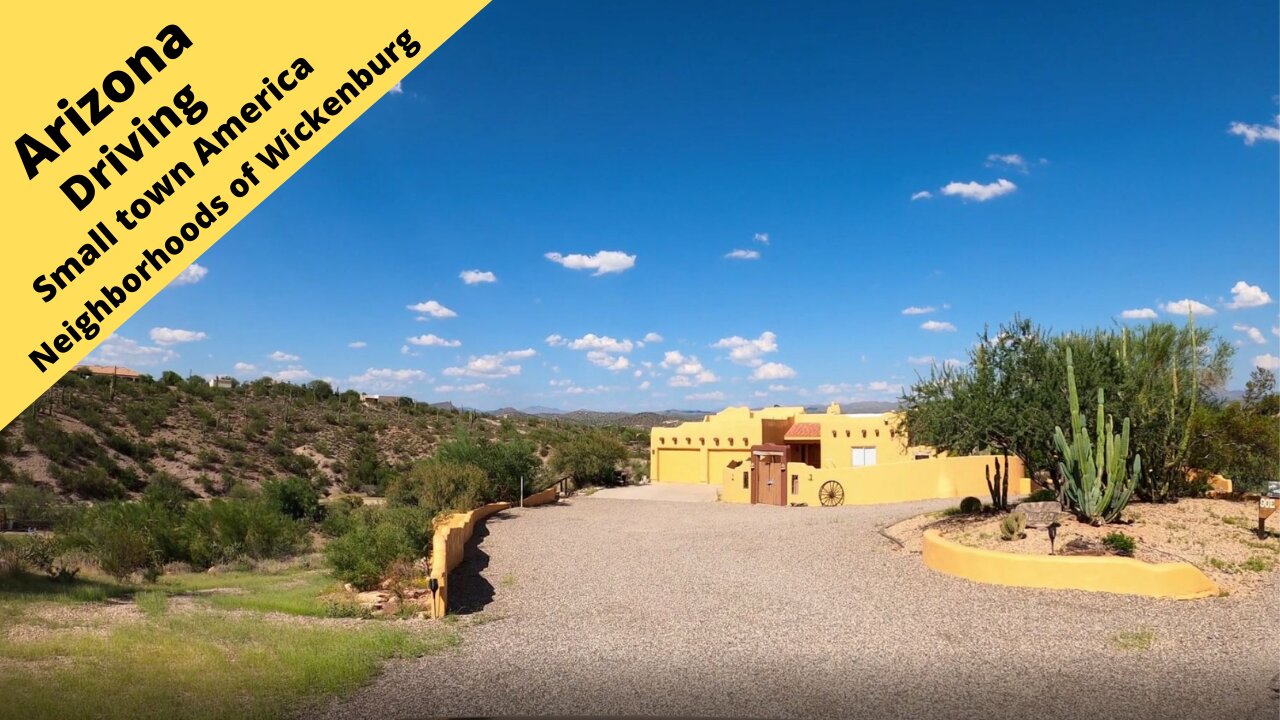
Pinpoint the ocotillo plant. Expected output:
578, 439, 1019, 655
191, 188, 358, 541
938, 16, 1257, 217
1054, 348, 1141, 525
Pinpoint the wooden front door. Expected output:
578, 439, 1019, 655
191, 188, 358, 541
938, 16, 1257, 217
751, 445, 787, 506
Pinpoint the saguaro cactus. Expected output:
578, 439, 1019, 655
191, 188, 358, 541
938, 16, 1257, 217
1054, 348, 1141, 525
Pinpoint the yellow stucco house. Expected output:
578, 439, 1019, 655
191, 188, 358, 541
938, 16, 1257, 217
650, 403, 1031, 506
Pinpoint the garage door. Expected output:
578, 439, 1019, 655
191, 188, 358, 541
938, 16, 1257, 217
657, 449, 704, 484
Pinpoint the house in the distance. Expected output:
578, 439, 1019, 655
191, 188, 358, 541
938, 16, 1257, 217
72, 365, 142, 381
208, 376, 236, 389
360, 393, 404, 406
650, 403, 1030, 506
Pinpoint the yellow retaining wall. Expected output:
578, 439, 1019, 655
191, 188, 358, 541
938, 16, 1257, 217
427, 488, 560, 616
428, 501, 510, 617
723, 454, 1031, 506
922, 529, 1219, 599
522, 486, 559, 507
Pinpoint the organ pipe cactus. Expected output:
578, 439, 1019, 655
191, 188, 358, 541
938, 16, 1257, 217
1054, 348, 1141, 525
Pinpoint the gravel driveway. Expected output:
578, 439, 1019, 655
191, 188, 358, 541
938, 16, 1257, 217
318, 496, 1279, 720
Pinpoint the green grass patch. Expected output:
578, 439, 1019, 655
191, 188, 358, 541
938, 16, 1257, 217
1111, 629, 1155, 651
157, 567, 347, 618
0, 610, 457, 720
1240, 555, 1275, 573
0, 565, 459, 720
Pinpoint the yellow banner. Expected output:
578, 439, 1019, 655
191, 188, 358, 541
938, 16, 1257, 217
0, 1, 489, 426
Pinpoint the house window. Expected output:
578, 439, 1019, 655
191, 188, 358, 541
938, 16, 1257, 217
851, 447, 878, 467
743, 470, 749, 489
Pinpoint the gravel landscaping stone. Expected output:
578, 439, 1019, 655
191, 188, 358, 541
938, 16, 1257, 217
317, 496, 1279, 720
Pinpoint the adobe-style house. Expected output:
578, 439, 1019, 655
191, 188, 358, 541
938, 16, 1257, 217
72, 365, 142, 381
650, 403, 1029, 506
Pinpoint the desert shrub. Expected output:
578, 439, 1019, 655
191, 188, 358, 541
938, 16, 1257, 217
958, 496, 983, 514
54, 464, 127, 500
123, 397, 171, 435
3, 483, 59, 526
274, 450, 317, 477
1102, 531, 1136, 556
550, 432, 628, 487
181, 498, 309, 569
142, 472, 195, 512
103, 433, 154, 461
433, 435, 541, 502
191, 406, 218, 429
262, 476, 323, 522
319, 496, 364, 537
0, 534, 59, 575
66, 502, 178, 581
325, 506, 430, 590
386, 460, 491, 514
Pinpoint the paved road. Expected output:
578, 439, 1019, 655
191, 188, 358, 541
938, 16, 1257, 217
319, 496, 1279, 720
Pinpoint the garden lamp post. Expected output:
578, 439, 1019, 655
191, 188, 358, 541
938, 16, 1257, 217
1048, 522, 1059, 555
428, 577, 440, 619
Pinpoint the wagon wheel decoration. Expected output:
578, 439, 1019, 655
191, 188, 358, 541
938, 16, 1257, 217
818, 480, 845, 507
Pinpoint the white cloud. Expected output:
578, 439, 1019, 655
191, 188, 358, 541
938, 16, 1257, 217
545, 334, 567, 347
586, 351, 630, 371
901, 306, 936, 315
1226, 281, 1273, 309
754, 233, 769, 245
985, 153, 1028, 172
713, 331, 778, 366
907, 355, 936, 365
347, 368, 428, 392
83, 335, 177, 368
662, 351, 718, 386
400, 345, 419, 357
725, 249, 760, 260
1160, 299, 1216, 316
1255, 354, 1280, 371
1228, 115, 1280, 145
348, 341, 367, 349
817, 383, 851, 395
388, 81, 404, 95
442, 349, 535, 379
910, 191, 933, 201
436, 383, 489, 393
921, 320, 957, 332
149, 327, 207, 345
944, 358, 964, 368
638, 380, 651, 391
233, 362, 257, 374
460, 269, 496, 285
1119, 308, 1158, 319
940, 178, 1017, 202
269, 351, 300, 362
685, 391, 726, 402
768, 384, 794, 392
751, 362, 796, 381
1233, 323, 1267, 345
544, 250, 636, 276
171, 263, 207, 286
406, 300, 457, 318
643, 332, 664, 343
567, 334, 635, 353
864, 381, 900, 393
271, 366, 312, 382
406, 333, 461, 348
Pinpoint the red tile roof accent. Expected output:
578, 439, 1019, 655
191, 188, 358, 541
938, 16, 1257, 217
784, 422, 822, 439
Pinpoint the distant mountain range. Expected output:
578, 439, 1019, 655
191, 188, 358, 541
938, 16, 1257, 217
484, 401, 901, 429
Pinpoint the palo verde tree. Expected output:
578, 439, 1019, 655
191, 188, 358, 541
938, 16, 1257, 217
900, 317, 1062, 509
901, 316, 1232, 503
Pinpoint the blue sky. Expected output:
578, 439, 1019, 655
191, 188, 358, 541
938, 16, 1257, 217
91, 1, 1280, 410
